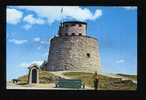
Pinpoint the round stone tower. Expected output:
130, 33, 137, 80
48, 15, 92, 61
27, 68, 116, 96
46, 21, 100, 73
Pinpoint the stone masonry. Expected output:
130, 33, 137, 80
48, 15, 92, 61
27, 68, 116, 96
45, 21, 101, 73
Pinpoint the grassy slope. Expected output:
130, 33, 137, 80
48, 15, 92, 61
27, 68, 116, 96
17, 71, 137, 90
63, 72, 137, 90
117, 74, 137, 80
17, 71, 59, 85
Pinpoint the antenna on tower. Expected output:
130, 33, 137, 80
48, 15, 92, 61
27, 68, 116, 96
60, 7, 63, 27
58, 7, 64, 36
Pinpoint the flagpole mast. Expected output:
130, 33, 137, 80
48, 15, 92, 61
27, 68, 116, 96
58, 7, 63, 36
61, 7, 63, 27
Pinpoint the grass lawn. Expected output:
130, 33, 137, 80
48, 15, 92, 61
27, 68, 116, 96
63, 72, 137, 90
17, 71, 59, 85
16, 71, 137, 90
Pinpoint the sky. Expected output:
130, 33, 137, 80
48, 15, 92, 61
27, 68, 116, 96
6, 6, 137, 80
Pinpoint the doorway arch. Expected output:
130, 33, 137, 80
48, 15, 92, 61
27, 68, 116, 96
28, 64, 39, 85
32, 69, 37, 83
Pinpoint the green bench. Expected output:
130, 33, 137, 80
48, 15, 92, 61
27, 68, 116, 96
55, 79, 85, 89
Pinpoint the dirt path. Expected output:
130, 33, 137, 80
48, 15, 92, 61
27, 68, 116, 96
7, 82, 93, 90
50, 71, 73, 79
7, 71, 94, 90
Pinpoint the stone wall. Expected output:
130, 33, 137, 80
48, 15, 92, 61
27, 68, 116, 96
60, 23, 86, 36
47, 36, 101, 73
59, 23, 86, 36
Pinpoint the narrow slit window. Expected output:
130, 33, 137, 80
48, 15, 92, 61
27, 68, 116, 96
72, 33, 75, 36
65, 25, 68, 27
87, 53, 90, 58
79, 24, 82, 27
65, 33, 68, 36
79, 33, 82, 36
71, 24, 76, 26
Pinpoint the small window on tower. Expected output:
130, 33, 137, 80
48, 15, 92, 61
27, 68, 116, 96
65, 25, 68, 27
79, 24, 82, 27
72, 33, 75, 36
87, 53, 90, 58
65, 33, 68, 36
79, 33, 82, 36
59, 33, 62, 36
65, 66, 69, 70
71, 24, 76, 26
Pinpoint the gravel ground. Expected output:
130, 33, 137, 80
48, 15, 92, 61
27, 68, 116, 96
6, 82, 94, 90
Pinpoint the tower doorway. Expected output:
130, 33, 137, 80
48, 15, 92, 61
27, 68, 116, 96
32, 69, 37, 83
28, 64, 39, 85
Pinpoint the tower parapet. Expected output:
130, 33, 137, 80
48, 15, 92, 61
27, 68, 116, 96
58, 21, 87, 36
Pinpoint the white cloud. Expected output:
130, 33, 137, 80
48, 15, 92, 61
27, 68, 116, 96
7, 8, 23, 24
14, 6, 102, 24
9, 39, 28, 44
33, 37, 48, 45
37, 46, 41, 50
32, 37, 48, 50
90, 9, 102, 20
20, 60, 43, 68
33, 37, 41, 42
33, 37, 48, 46
22, 14, 45, 30
20, 63, 30, 68
23, 24, 32, 30
40, 41, 48, 44
31, 60, 43, 66
23, 14, 45, 25
116, 59, 125, 64
44, 52, 48, 56
121, 6, 137, 10
7, 32, 16, 39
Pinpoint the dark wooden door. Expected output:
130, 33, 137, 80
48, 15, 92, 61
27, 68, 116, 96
32, 69, 37, 83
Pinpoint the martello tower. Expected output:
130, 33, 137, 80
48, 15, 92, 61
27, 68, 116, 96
46, 21, 101, 73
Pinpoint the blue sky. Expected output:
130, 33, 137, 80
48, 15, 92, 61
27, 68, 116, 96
6, 6, 137, 80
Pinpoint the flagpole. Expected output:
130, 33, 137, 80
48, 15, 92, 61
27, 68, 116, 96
58, 7, 63, 36
61, 7, 63, 27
